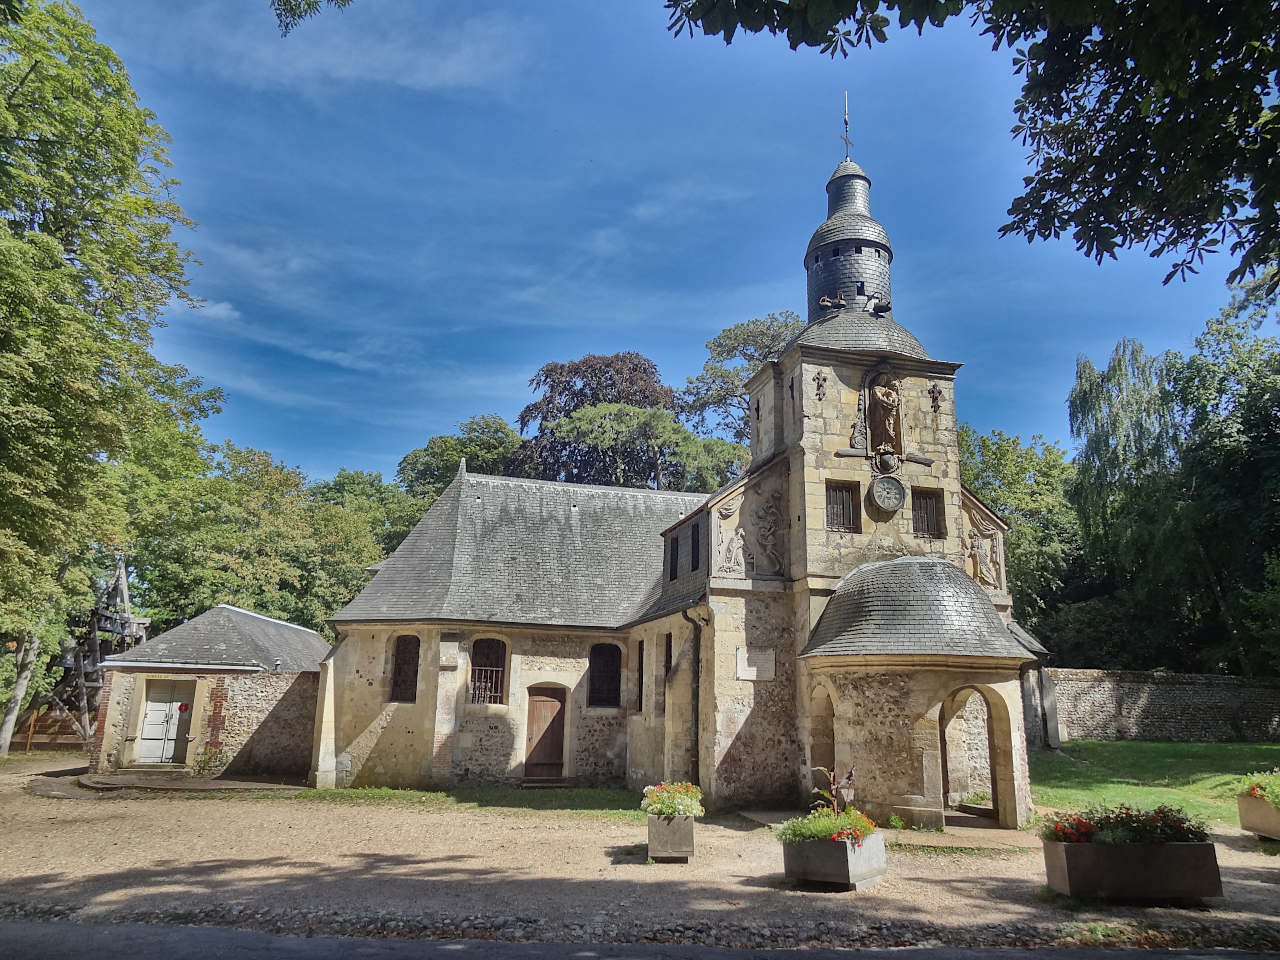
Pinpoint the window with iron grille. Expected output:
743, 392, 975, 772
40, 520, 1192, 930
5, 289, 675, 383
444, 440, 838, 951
691, 523, 700, 571
669, 534, 679, 581
469, 637, 506, 704
389, 635, 420, 702
588, 643, 621, 707
912, 488, 945, 538
636, 640, 644, 712
826, 481, 861, 532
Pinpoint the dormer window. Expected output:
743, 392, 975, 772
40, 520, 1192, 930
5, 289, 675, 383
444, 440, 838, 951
669, 535, 679, 581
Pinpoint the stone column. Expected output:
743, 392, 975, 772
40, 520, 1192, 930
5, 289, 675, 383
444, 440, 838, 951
434, 633, 461, 784
310, 654, 337, 788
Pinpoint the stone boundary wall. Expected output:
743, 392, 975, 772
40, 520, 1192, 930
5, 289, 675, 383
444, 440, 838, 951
1047, 667, 1280, 743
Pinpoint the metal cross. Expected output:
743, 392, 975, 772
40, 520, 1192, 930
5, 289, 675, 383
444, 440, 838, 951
841, 91, 853, 160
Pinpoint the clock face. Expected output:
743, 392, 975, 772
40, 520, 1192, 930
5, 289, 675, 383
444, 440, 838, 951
870, 475, 906, 512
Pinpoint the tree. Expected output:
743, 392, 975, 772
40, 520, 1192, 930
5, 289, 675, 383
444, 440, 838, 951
395, 414, 522, 501
0, 1, 217, 753
128, 444, 381, 635
663, 1, 1280, 291
515, 352, 677, 484
309, 468, 428, 554
549, 403, 746, 492
683, 310, 806, 443
958, 426, 1080, 633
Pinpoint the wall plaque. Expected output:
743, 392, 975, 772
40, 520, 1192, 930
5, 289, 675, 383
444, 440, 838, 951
735, 647, 775, 682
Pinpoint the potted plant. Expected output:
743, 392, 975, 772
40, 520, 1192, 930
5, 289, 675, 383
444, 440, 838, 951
773, 768, 886, 890
1041, 804, 1222, 901
1237, 769, 1280, 840
641, 781, 704, 862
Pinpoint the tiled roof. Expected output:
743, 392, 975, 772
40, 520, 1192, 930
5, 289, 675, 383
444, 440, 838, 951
334, 472, 707, 629
107, 605, 329, 671
800, 556, 1032, 660
1009, 621, 1050, 657
784, 307, 930, 360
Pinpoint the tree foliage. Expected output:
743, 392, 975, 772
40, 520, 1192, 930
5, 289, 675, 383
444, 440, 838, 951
396, 414, 521, 501
515, 352, 677, 484
308, 468, 428, 555
549, 403, 746, 492
664, 0, 1280, 290
682, 310, 805, 443
958, 426, 1079, 632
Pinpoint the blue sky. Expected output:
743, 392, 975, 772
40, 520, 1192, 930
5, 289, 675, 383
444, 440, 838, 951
79, 0, 1233, 482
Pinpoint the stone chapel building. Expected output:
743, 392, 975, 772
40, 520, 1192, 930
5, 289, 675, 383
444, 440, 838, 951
311, 152, 1045, 828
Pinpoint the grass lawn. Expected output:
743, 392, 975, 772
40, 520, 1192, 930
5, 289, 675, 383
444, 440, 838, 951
1029, 739, 1280, 826
292, 785, 647, 823
0, 749, 85, 768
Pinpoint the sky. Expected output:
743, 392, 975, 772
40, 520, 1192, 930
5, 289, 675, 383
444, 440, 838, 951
78, 0, 1235, 482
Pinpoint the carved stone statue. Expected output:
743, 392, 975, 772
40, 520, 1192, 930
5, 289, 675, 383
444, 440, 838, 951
719, 527, 746, 575
869, 374, 902, 454
751, 488, 785, 576
966, 527, 1001, 588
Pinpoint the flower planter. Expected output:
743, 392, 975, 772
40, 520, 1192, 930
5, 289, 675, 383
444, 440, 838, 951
1238, 795, 1280, 840
648, 814, 694, 862
1042, 839, 1222, 901
782, 832, 886, 891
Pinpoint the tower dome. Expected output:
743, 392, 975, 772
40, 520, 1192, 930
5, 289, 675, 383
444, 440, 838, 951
804, 159, 893, 322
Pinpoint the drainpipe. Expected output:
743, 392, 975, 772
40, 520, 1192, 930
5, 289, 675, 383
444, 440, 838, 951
679, 607, 705, 787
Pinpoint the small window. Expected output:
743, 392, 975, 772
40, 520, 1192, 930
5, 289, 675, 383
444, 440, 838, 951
389, 635, 420, 702
669, 534, 679, 581
855, 281, 866, 297
470, 638, 506, 704
588, 643, 622, 707
854, 245, 862, 254
691, 523, 700, 572
826, 481, 861, 533
636, 640, 644, 711
831, 247, 840, 258
664, 633, 673, 676
912, 488, 946, 539
875, 248, 882, 258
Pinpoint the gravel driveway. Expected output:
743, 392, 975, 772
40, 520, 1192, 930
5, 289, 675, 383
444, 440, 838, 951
2, 756, 1277, 950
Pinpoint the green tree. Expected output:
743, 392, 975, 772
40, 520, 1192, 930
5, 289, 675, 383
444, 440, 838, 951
128, 444, 381, 635
958, 426, 1080, 633
395, 414, 522, 501
549, 403, 746, 492
309, 468, 427, 554
0, 1, 217, 752
515, 352, 677, 484
663, 0, 1280, 291
683, 310, 806, 443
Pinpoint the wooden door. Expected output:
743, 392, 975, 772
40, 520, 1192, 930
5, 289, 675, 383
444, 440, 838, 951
138, 679, 194, 764
524, 687, 566, 779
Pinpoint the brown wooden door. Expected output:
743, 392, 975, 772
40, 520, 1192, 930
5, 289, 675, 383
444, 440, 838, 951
524, 687, 566, 779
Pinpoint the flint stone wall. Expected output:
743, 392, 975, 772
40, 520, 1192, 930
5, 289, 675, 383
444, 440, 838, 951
219, 671, 319, 777
1046, 668, 1280, 743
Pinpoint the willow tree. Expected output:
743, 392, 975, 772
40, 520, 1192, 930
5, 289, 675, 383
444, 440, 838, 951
0, 2, 215, 752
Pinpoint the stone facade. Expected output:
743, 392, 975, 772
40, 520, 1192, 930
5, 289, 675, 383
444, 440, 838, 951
1046, 668, 1280, 743
91, 667, 318, 777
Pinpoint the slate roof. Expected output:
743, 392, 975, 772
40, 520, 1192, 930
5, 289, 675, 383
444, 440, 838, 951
1009, 621, 1050, 658
106, 605, 329, 671
334, 472, 707, 629
784, 307, 930, 360
800, 556, 1032, 660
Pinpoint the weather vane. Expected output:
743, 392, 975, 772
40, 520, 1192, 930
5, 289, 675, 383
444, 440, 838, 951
842, 90, 853, 160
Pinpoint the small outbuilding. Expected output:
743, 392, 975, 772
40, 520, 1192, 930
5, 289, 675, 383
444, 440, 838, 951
91, 604, 328, 779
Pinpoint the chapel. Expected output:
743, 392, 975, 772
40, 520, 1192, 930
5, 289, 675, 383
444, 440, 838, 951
310, 148, 1047, 828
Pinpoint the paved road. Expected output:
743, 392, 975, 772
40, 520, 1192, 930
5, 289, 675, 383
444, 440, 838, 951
4, 922, 1279, 960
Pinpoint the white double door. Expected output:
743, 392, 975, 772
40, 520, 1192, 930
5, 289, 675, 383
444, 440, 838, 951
137, 678, 195, 764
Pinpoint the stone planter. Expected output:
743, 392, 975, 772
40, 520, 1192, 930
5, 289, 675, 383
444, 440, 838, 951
1042, 839, 1222, 901
781, 832, 886, 890
647, 814, 694, 862
1238, 795, 1280, 840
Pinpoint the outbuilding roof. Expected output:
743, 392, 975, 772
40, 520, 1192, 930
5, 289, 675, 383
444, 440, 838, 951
333, 471, 707, 629
800, 556, 1032, 660
106, 605, 329, 671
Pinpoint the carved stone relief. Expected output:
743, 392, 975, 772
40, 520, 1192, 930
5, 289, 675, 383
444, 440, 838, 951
713, 477, 788, 579
812, 371, 827, 401
963, 509, 1003, 590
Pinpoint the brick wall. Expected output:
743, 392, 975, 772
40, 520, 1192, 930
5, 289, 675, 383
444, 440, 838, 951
1038, 667, 1280, 743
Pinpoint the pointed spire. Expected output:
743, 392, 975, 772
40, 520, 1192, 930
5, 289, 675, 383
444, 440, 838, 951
841, 90, 853, 161
457, 456, 467, 476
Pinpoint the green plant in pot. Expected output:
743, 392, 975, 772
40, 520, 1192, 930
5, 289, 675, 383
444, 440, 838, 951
641, 781, 703, 863
1236, 768, 1280, 841
773, 767, 886, 891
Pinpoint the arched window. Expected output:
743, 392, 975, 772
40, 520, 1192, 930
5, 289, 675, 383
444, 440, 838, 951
389, 635, 420, 702
470, 638, 507, 704
588, 643, 621, 708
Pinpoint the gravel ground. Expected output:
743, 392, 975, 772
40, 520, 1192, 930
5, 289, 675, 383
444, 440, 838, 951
2, 756, 1278, 951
